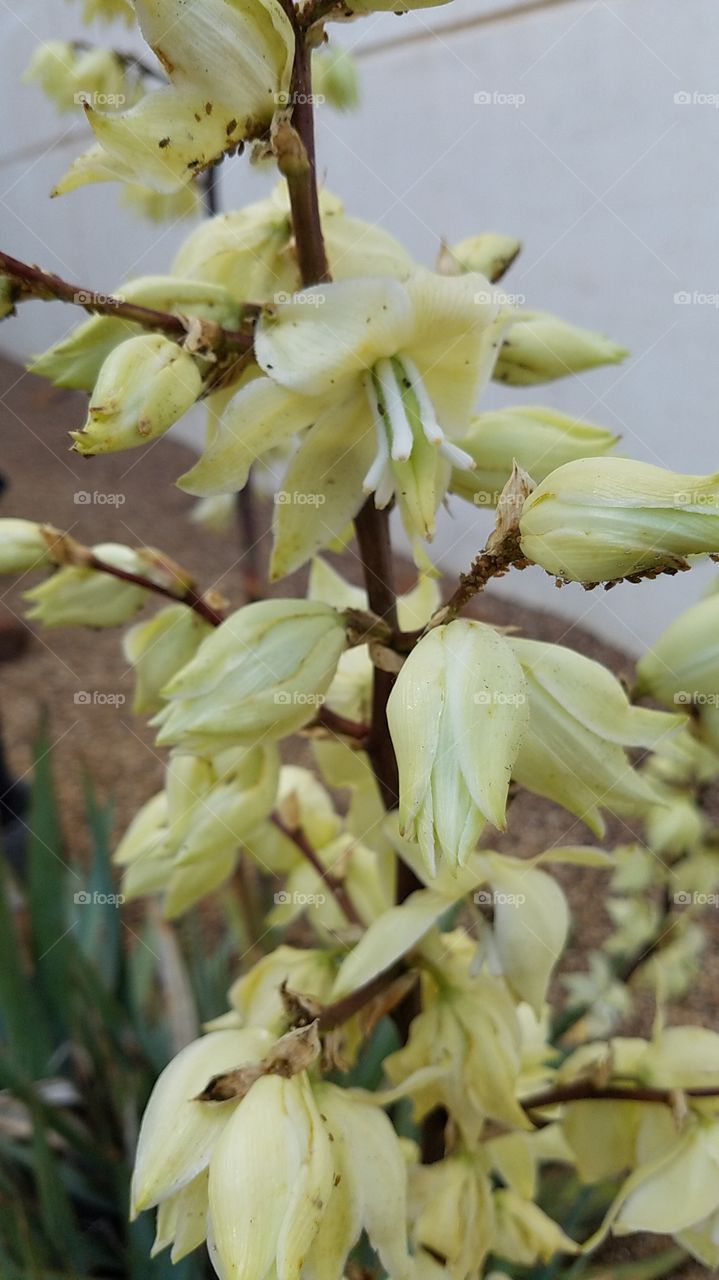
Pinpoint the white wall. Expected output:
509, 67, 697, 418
2, 0, 718, 651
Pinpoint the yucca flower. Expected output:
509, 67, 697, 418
388, 620, 528, 874
509, 637, 681, 835
132, 1029, 411, 1280
153, 599, 347, 751
54, 0, 294, 195
179, 271, 508, 572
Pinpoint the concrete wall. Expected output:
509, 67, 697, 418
1, 0, 718, 650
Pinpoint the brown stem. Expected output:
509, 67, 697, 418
522, 1080, 719, 1117
434, 531, 527, 629
318, 964, 408, 1030
85, 553, 226, 627
314, 705, 369, 744
270, 813, 363, 927
276, 2, 331, 286
0, 251, 253, 356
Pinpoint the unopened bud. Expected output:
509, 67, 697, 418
494, 310, 628, 385
72, 334, 203, 455
520, 457, 719, 584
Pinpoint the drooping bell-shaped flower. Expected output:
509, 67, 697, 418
520, 457, 719, 584
153, 599, 347, 751
123, 605, 213, 714
387, 620, 528, 874
24, 543, 148, 628
180, 271, 508, 574
55, 0, 295, 195
508, 638, 681, 835
172, 184, 414, 304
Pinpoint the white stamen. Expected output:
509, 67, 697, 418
399, 355, 444, 446
439, 439, 476, 470
362, 371, 392, 494
374, 358, 414, 462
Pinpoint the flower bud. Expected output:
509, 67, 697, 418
494, 311, 628, 385
0, 519, 53, 574
154, 599, 347, 751
25, 42, 129, 114
644, 794, 705, 856
451, 407, 619, 506
121, 181, 202, 224
312, 46, 360, 112
438, 233, 521, 283
74, 0, 133, 23
123, 605, 213, 714
636, 593, 719, 709
509, 637, 680, 835
25, 543, 148, 628
388, 620, 529, 874
520, 458, 719, 583
72, 334, 203, 455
